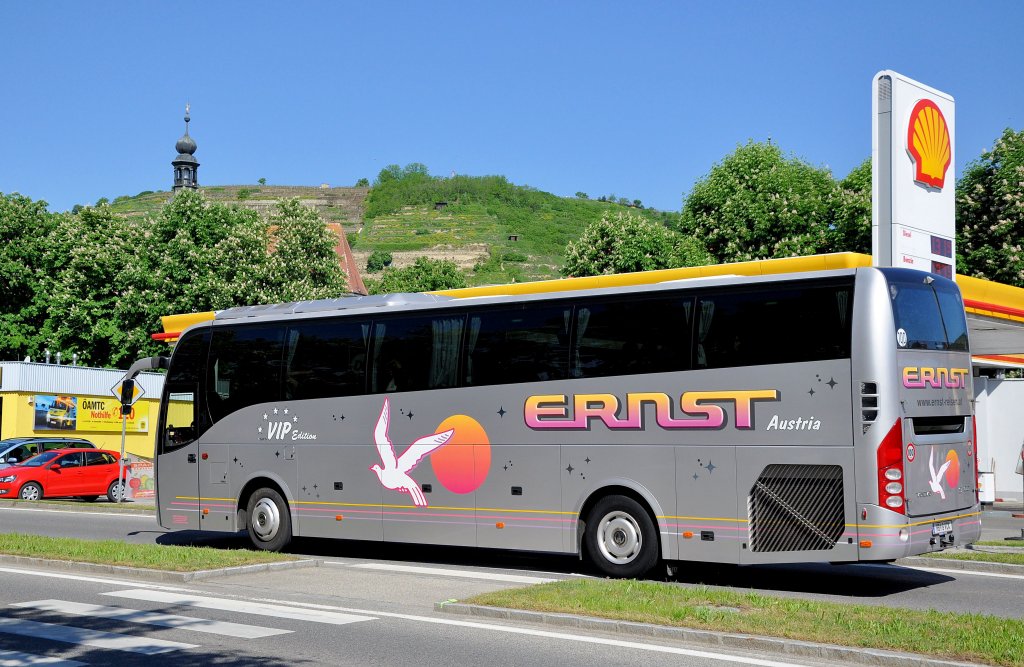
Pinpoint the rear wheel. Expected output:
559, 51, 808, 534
583, 494, 659, 578
246, 488, 292, 552
106, 480, 125, 503
18, 482, 42, 501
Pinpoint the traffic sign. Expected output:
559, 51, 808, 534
111, 377, 145, 406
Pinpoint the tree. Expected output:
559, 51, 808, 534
562, 210, 711, 277
575, 192, 589, 199
258, 177, 267, 186
957, 128, 1024, 286
0, 193, 60, 360
355, 177, 370, 187
366, 249, 393, 272
265, 198, 349, 301
368, 257, 467, 294
827, 158, 872, 255
679, 141, 844, 263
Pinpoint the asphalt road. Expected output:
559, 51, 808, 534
0, 503, 1022, 620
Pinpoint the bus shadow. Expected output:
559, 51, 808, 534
670, 561, 955, 597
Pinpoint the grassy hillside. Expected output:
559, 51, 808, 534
103, 176, 675, 285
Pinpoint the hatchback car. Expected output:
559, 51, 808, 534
0, 448, 129, 502
0, 437, 97, 470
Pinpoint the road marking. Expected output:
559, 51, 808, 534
900, 565, 1024, 580
344, 562, 558, 584
0, 507, 150, 518
0, 567, 195, 592
249, 597, 812, 667
12, 600, 291, 639
0, 618, 196, 655
0, 649, 85, 666
103, 590, 376, 626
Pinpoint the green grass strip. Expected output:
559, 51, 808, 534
0, 533, 295, 572
467, 579, 1024, 666
924, 550, 1024, 566
976, 540, 1024, 548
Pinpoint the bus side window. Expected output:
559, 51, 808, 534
371, 314, 464, 393
464, 304, 571, 387
285, 319, 370, 400
206, 326, 284, 426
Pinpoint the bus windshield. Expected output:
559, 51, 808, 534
887, 271, 969, 351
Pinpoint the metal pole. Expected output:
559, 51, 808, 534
118, 408, 128, 504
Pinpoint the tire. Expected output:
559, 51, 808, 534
583, 494, 659, 578
78, 496, 98, 502
106, 479, 125, 503
246, 488, 292, 552
18, 482, 43, 501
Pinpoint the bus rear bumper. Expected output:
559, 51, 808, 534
855, 504, 983, 562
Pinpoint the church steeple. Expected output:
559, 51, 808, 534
172, 103, 199, 191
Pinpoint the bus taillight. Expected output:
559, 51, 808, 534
877, 419, 906, 513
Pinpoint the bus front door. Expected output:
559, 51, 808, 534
156, 401, 202, 531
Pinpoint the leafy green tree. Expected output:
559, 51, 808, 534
258, 177, 267, 186
828, 158, 872, 254
368, 257, 467, 294
355, 177, 370, 187
0, 193, 60, 360
265, 198, 349, 301
575, 192, 589, 199
562, 211, 711, 277
375, 164, 404, 186
679, 141, 843, 263
366, 249, 393, 272
956, 128, 1024, 285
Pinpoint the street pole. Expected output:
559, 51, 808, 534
118, 407, 128, 504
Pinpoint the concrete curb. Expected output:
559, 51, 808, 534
898, 556, 1024, 575
434, 602, 979, 667
0, 499, 155, 516
0, 554, 322, 583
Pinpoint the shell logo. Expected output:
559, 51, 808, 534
906, 99, 951, 189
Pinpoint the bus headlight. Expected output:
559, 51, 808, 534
885, 482, 903, 495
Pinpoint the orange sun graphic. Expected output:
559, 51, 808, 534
944, 450, 960, 489
430, 415, 491, 494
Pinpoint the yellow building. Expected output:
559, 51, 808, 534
0, 361, 164, 460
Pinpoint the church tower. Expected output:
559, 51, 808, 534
172, 104, 199, 191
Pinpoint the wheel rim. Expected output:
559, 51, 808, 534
252, 497, 280, 542
110, 482, 124, 500
596, 510, 642, 565
20, 485, 39, 501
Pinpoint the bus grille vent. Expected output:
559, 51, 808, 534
748, 464, 845, 553
861, 381, 878, 435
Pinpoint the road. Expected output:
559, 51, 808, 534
1, 503, 1022, 621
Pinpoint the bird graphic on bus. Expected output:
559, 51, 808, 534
371, 398, 454, 507
928, 447, 954, 500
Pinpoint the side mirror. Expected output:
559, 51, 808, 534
5, 458, 16, 465
49, 464, 61, 471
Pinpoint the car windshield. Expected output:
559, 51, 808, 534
20, 451, 61, 467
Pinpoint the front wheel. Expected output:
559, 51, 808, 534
18, 482, 43, 501
583, 495, 659, 578
246, 488, 292, 552
107, 480, 125, 503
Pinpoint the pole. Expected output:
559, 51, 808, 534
118, 407, 128, 504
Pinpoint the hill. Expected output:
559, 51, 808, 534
106, 177, 673, 285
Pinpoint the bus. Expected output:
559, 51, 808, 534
154, 266, 981, 578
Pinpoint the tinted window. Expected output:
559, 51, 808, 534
160, 330, 210, 453
85, 451, 115, 466
575, 296, 693, 378
285, 319, 370, 400
888, 273, 969, 351
696, 283, 853, 369
371, 314, 464, 393
207, 325, 285, 424
465, 304, 571, 386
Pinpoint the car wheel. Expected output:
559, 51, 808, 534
77, 496, 98, 502
106, 480, 125, 503
583, 494, 659, 578
246, 487, 292, 552
19, 482, 43, 502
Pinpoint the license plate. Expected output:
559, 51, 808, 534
931, 521, 953, 536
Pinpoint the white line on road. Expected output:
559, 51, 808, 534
0, 649, 85, 667
0, 618, 196, 655
344, 562, 558, 584
103, 590, 377, 626
901, 565, 1024, 580
12, 600, 291, 639
0, 567, 196, 592
0, 507, 150, 518
250, 596, 813, 667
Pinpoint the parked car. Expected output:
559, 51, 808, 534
0, 449, 129, 502
0, 437, 97, 470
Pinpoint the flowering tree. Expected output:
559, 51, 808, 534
368, 257, 467, 294
957, 128, 1024, 286
562, 210, 710, 277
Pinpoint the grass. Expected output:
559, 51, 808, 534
467, 579, 1024, 666
0, 498, 151, 513
976, 540, 1024, 547
923, 551, 1024, 566
0, 533, 295, 571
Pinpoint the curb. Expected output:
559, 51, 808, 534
897, 556, 1024, 575
434, 602, 979, 667
0, 554, 322, 583
0, 500, 155, 516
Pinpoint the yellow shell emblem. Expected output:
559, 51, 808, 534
906, 99, 951, 189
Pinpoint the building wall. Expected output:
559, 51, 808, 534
975, 377, 1024, 502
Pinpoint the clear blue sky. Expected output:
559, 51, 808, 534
2, 1, 1022, 213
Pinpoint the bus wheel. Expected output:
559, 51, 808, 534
247, 488, 292, 552
584, 495, 658, 578
18, 482, 42, 501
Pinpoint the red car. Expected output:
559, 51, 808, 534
0, 448, 129, 503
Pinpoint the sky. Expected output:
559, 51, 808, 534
2, 1, 1023, 214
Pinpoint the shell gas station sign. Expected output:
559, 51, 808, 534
872, 70, 956, 278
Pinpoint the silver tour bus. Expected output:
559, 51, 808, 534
155, 267, 980, 577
